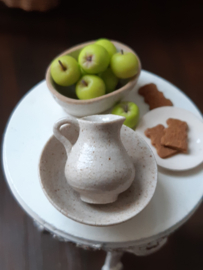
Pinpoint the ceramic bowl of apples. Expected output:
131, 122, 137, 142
46, 39, 141, 118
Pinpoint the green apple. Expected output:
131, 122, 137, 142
95, 39, 117, 59
78, 44, 110, 74
111, 51, 139, 79
80, 67, 87, 76
99, 67, 118, 93
111, 101, 139, 129
76, 75, 106, 100
50, 55, 81, 86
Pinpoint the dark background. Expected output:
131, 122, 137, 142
0, 0, 203, 269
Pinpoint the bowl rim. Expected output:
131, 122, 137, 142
45, 40, 142, 105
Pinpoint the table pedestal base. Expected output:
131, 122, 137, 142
33, 220, 168, 269
101, 237, 167, 270
102, 251, 123, 270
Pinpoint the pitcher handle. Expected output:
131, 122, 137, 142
53, 116, 79, 155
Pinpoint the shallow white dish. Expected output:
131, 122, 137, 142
136, 106, 203, 171
39, 124, 157, 226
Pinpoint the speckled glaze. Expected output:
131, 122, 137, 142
53, 114, 135, 204
39, 124, 157, 226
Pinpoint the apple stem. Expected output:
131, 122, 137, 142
81, 79, 88, 86
58, 60, 66, 71
124, 104, 128, 113
121, 49, 124, 55
86, 55, 92, 62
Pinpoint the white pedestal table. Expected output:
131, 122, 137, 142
2, 70, 203, 270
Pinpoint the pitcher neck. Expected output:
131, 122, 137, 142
78, 115, 125, 140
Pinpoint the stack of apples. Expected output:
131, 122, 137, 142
50, 39, 140, 129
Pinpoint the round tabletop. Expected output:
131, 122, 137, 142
2, 70, 203, 249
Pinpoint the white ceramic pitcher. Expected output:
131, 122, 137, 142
53, 114, 135, 204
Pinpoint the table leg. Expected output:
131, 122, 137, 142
102, 251, 123, 270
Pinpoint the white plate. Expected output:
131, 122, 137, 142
136, 106, 203, 171
39, 124, 157, 226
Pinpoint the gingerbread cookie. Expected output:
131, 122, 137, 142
145, 124, 178, 159
161, 118, 188, 153
138, 83, 173, 110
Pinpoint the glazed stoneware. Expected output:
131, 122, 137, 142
39, 123, 157, 226
53, 114, 135, 204
46, 40, 141, 117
